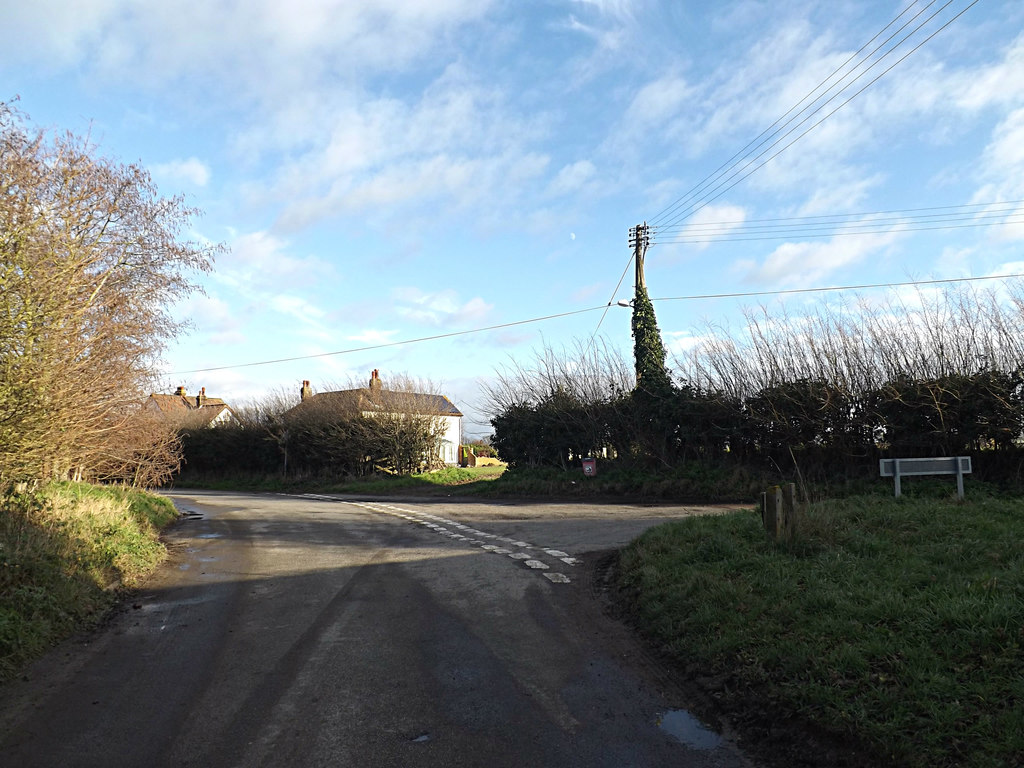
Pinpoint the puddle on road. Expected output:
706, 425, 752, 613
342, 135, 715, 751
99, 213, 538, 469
657, 709, 723, 750
197, 533, 223, 539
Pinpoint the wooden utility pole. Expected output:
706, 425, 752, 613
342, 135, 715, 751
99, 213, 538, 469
629, 222, 650, 290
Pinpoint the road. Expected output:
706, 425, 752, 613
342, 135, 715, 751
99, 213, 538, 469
0, 491, 757, 768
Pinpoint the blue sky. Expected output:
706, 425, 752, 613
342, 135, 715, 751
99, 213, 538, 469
4, 0, 1024, 437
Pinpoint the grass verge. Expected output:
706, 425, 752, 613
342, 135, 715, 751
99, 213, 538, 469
174, 465, 508, 495
175, 461, 766, 501
616, 493, 1024, 768
0, 482, 177, 681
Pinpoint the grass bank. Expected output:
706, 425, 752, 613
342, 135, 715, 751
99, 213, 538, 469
0, 482, 178, 681
174, 461, 774, 502
616, 492, 1024, 768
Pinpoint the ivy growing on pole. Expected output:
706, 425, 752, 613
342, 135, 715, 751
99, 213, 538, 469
631, 283, 673, 396
629, 223, 673, 398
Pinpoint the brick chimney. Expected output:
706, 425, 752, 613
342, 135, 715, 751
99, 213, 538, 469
300, 380, 312, 401
369, 369, 382, 394
175, 386, 187, 397
196, 387, 206, 407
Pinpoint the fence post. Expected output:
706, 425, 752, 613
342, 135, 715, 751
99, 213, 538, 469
761, 485, 783, 540
762, 483, 799, 542
781, 482, 797, 542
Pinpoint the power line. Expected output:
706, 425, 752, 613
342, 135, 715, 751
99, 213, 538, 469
652, 0, 963, 228
656, 0, 980, 231
164, 305, 608, 375
654, 273, 1024, 303
650, 0, 936, 227
662, 0, 981, 231
650, 1, 979, 230
584, 249, 636, 355
655, 213, 1024, 245
655, 200, 1024, 232
165, 272, 1024, 376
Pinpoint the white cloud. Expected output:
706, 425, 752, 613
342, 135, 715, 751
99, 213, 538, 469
795, 175, 882, 217
734, 230, 902, 287
980, 108, 1024, 182
234, 61, 556, 232
0, 0, 121, 68
951, 32, 1024, 111
972, 109, 1024, 241
674, 204, 747, 251
571, 0, 642, 21
563, 0, 642, 53
347, 329, 400, 345
631, 74, 694, 125
2, 1, 497, 96
270, 295, 327, 324
548, 160, 597, 197
220, 231, 334, 288
152, 157, 211, 187
664, 330, 708, 357
177, 294, 245, 345
393, 287, 493, 327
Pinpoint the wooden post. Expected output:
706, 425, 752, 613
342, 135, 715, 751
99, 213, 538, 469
781, 482, 797, 542
762, 485, 783, 540
762, 483, 799, 542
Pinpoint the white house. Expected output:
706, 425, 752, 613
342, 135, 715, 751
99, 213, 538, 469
286, 371, 464, 466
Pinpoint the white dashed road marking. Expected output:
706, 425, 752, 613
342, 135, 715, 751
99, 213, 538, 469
300, 495, 575, 583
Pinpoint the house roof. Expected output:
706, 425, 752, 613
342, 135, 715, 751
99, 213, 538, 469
146, 393, 233, 427
148, 393, 227, 415
285, 387, 463, 421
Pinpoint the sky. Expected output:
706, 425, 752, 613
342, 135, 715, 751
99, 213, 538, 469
4, 0, 1024, 437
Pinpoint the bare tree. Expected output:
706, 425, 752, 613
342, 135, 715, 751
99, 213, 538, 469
0, 102, 219, 488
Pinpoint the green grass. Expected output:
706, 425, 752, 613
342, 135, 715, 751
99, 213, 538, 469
0, 482, 176, 681
474, 461, 768, 501
172, 458, 778, 502
322, 465, 506, 494
174, 465, 507, 495
617, 493, 1024, 767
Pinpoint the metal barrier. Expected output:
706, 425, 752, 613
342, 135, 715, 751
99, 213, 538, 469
879, 456, 972, 499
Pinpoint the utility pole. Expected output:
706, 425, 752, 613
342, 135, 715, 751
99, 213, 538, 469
628, 222, 650, 291
626, 221, 671, 395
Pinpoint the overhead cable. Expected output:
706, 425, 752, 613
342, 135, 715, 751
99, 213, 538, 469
650, 0, 979, 230
650, 0, 936, 227
652, 201, 1024, 244
165, 305, 608, 375
165, 272, 1024, 375
654, 273, 1024, 302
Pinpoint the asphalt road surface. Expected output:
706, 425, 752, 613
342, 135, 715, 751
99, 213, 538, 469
0, 491, 758, 768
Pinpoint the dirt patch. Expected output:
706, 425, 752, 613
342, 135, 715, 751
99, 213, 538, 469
582, 550, 886, 768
